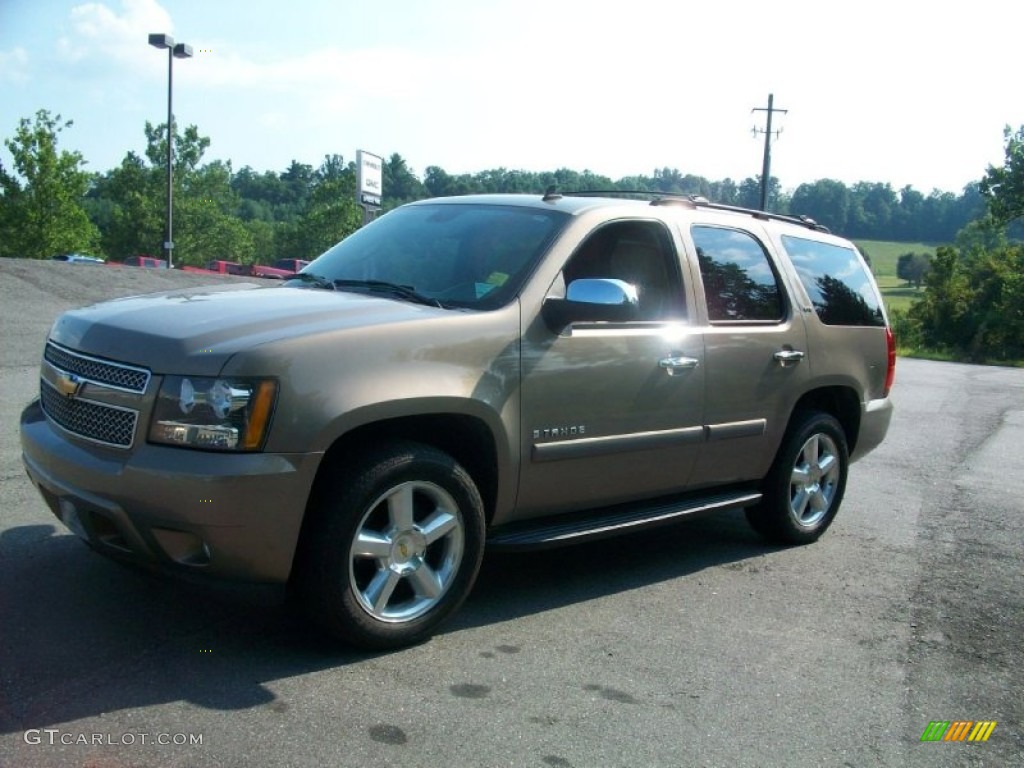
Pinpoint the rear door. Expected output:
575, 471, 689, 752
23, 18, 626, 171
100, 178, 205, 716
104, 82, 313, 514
683, 222, 809, 486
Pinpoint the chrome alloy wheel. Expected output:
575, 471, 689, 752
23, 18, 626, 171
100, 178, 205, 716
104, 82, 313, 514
348, 480, 465, 623
788, 433, 841, 528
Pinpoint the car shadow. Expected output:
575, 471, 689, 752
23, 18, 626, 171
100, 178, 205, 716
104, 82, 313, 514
0, 511, 772, 734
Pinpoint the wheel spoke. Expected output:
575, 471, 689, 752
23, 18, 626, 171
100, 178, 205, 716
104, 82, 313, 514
352, 530, 392, 559
419, 509, 458, 545
407, 562, 443, 600
791, 465, 811, 486
817, 452, 837, 478
364, 568, 402, 613
809, 487, 829, 513
386, 485, 416, 530
791, 488, 811, 520
803, 436, 820, 466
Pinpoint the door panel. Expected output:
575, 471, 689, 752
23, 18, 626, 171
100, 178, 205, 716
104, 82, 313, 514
518, 323, 705, 517
686, 224, 809, 486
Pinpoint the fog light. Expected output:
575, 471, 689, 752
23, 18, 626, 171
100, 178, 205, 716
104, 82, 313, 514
59, 499, 88, 541
151, 528, 211, 566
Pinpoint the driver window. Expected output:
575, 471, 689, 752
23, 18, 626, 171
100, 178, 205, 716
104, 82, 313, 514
562, 221, 685, 321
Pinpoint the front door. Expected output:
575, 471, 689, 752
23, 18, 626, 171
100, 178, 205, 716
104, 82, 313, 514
517, 219, 705, 518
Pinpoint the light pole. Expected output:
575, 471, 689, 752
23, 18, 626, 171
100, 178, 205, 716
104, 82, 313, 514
148, 33, 192, 268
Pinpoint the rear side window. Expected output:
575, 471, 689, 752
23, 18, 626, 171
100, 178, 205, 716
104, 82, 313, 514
692, 226, 784, 322
781, 235, 885, 327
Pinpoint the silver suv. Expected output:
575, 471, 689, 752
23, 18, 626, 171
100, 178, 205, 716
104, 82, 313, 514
20, 192, 895, 649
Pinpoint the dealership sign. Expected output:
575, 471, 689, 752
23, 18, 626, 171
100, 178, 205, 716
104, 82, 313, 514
357, 150, 383, 208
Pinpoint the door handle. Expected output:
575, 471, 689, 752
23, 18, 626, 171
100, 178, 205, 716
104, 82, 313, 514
659, 356, 700, 375
773, 349, 805, 365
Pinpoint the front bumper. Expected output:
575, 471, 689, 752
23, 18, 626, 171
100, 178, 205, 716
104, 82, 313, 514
20, 398, 322, 583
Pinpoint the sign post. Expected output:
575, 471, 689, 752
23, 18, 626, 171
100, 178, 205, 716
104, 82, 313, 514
356, 150, 383, 226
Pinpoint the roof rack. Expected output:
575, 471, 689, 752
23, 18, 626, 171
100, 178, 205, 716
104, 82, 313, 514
551, 189, 831, 233
675, 196, 831, 233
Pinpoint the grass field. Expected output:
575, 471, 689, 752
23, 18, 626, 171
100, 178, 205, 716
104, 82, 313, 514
853, 239, 938, 313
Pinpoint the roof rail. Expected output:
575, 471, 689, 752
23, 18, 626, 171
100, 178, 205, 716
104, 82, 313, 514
563, 190, 831, 233
567, 189, 696, 203
679, 196, 832, 233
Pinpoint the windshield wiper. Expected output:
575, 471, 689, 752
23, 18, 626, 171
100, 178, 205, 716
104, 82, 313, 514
332, 279, 444, 308
285, 272, 336, 290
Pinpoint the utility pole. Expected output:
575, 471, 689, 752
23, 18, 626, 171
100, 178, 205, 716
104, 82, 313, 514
752, 93, 787, 211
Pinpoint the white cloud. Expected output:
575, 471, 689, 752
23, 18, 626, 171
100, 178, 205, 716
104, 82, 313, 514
56, 0, 173, 76
0, 47, 30, 85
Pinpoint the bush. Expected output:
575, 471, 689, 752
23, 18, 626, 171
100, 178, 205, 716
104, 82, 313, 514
910, 243, 1024, 362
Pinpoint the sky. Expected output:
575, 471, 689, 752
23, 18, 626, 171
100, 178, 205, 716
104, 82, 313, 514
1, 0, 1021, 196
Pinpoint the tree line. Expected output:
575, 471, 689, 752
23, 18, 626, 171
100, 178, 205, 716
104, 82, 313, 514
1, 110, 1021, 362
0, 109, 989, 266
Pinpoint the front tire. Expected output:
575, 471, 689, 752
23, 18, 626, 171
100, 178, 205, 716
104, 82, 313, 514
297, 441, 485, 650
746, 411, 849, 545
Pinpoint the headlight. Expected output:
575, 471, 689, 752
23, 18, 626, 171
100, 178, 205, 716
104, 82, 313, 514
148, 376, 278, 451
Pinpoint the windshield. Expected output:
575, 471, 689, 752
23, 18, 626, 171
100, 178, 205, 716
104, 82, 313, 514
297, 203, 568, 309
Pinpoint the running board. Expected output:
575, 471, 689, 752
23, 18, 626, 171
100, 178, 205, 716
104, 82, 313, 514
487, 490, 761, 551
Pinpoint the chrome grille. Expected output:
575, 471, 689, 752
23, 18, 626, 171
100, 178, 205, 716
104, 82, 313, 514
44, 342, 150, 393
40, 379, 138, 448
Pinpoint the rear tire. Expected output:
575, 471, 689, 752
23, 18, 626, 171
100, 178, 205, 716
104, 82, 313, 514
746, 411, 849, 545
296, 441, 485, 650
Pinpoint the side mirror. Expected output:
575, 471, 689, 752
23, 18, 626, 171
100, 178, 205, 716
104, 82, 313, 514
542, 278, 639, 332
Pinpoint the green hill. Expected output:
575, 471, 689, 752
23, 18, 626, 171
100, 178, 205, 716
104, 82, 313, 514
854, 239, 938, 313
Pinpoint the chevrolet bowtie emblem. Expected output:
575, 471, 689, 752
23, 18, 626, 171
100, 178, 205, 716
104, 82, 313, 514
55, 371, 84, 398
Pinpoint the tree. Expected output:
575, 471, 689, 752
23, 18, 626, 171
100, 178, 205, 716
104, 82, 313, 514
383, 153, 426, 206
790, 179, 851, 233
736, 177, 763, 209
173, 159, 256, 265
89, 151, 162, 257
911, 242, 1024, 361
847, 182, 896, 238
896, 252, 932, 287
0, 110, 100, 258
277, 155, 362, 259
144, 120, 210, 176
980, 125, 1024, 223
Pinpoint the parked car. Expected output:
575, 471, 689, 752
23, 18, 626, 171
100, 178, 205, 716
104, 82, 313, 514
179, 260, 246, 276
51, 253, 105, 264
121, 255, 167, 268
249, 258, 311, 279
20, 192, 894, 650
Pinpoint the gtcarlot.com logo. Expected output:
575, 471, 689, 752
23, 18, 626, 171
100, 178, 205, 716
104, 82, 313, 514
24, 729, 203, 746
920, 721, 997, 742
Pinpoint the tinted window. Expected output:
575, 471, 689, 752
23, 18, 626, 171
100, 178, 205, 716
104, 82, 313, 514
693, 226, 784, 322
781, 235, 885, 327
309, 203, 567, 309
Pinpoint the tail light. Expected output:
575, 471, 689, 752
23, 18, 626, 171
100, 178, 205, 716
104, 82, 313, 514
883, 326, 896, 397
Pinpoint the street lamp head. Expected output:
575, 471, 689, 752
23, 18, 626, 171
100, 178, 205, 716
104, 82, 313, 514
148, 33, 174, 49
173, 43, 193, 59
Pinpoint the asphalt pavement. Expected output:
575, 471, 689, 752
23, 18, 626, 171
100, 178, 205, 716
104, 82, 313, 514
0, 260, 1020, 767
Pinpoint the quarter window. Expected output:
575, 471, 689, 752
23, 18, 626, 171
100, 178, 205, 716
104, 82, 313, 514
693, 226, 784, 322
781, 235, 885, 327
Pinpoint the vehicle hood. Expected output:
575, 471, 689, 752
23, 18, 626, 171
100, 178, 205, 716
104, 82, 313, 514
48, 283, 453, 376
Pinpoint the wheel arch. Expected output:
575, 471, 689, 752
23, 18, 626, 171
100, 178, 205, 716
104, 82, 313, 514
790, 386, 861, 452
322, 413, 501, 518
291, 411, 503, 583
